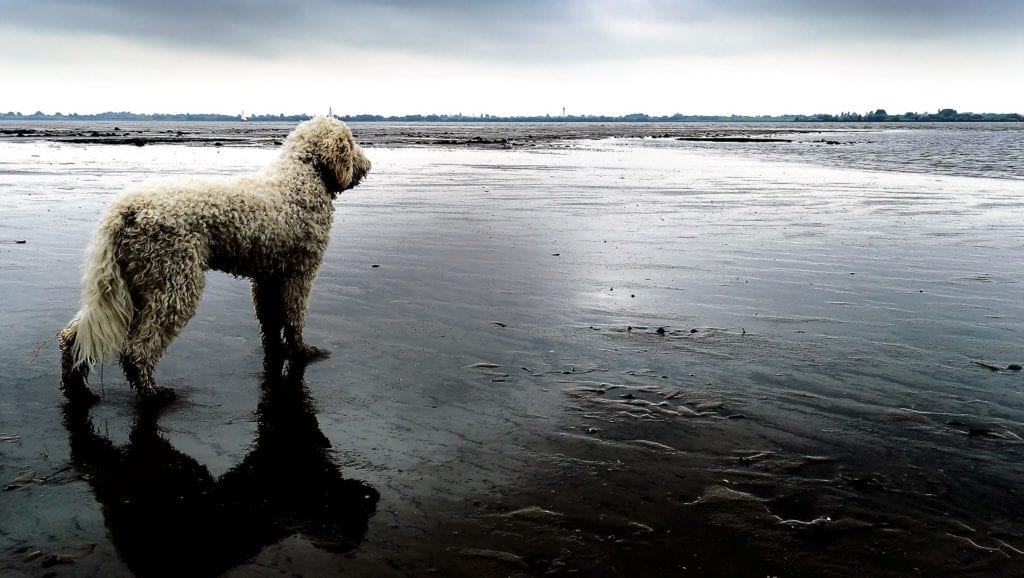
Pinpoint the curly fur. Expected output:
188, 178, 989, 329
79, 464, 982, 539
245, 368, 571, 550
59, 117, 370, 403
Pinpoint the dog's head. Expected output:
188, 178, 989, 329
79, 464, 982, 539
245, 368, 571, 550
282, 116, 371, 198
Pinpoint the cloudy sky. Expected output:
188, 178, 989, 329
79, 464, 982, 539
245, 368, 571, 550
3, 0, 1022, 116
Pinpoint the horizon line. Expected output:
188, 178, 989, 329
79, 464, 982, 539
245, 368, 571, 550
2, 109, 1022, 121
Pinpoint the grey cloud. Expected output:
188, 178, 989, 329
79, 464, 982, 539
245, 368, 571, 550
4, 0, 575, 56
5, 0, 1022, 61
707, 0, 1024, 37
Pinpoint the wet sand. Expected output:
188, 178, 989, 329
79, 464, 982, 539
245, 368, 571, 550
1, 133, 1023, 576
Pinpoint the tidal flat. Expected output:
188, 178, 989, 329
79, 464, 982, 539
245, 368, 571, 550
1, 122, 1023, 576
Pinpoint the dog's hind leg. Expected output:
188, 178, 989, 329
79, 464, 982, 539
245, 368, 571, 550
280, 273, 330, 360
119, 259, 206, 404
120, 346, 172, 404
120, 314, 179, 404
58, 324, 100, 405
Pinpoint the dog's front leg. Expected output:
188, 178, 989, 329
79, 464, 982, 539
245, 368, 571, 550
252, 277, 287, 357
280, 273, 330, 360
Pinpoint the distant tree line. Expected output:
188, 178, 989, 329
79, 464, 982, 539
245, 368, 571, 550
793, 108, 1022, 122
1, 109, 1020, 123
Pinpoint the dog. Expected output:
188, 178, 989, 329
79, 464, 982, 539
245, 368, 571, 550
59, 116, 370, 404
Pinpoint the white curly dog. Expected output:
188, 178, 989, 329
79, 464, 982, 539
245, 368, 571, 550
59, 117, 370, 404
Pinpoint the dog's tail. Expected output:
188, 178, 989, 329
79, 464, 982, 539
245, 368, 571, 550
64, 213, 134, 369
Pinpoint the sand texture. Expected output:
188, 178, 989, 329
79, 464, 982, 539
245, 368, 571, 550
1, 124, 1023, 576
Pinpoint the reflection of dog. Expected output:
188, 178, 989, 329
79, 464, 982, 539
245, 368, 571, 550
59, 117, 370, 403
63, 356, 379, 576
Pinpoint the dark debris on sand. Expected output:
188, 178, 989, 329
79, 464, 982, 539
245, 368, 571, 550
0, 122, 852, 150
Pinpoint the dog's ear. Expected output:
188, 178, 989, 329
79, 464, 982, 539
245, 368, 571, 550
313, 152, 343, 196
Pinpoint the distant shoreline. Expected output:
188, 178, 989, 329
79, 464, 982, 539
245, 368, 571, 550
1, 109, 1021, 123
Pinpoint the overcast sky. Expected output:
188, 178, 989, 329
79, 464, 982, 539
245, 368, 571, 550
3, 0, 1022, 116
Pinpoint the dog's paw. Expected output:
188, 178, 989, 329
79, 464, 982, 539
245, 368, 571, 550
64, 386, 101, 407
294, 344, 331, 361
138, 385, 177, 407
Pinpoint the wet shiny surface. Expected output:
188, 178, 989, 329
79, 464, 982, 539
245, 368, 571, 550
1, 124, 1022, 576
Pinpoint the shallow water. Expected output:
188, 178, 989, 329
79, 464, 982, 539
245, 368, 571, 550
1, 124, 1023, 576
5, 119, 1022, 180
